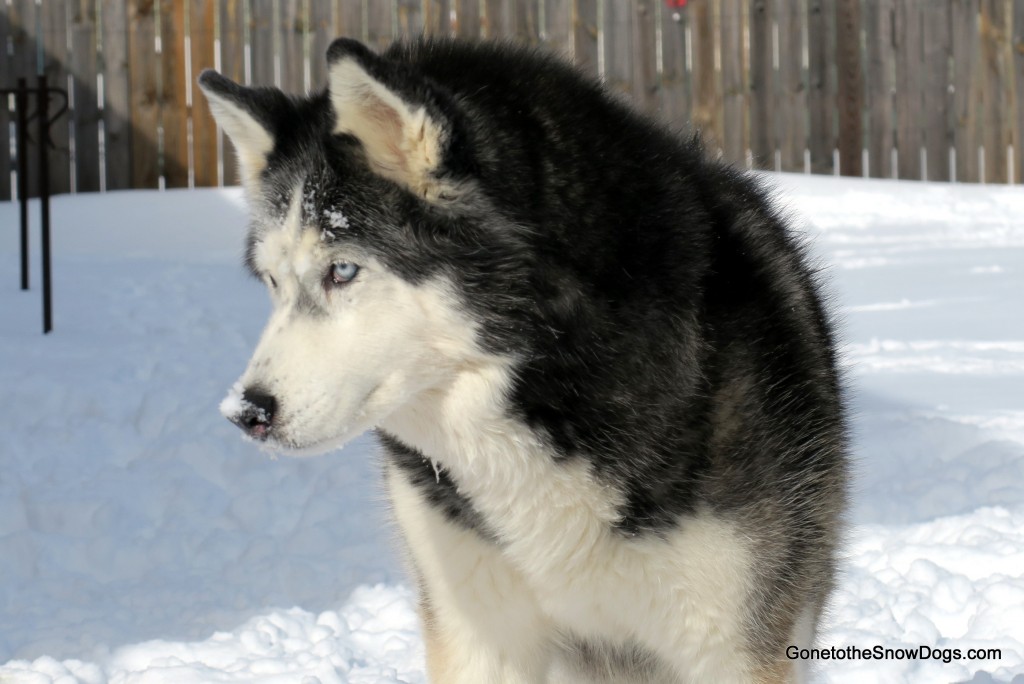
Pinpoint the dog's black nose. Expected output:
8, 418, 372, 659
229, 388, 277, 440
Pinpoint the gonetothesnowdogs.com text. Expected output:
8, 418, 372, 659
787, 645, 1002, 664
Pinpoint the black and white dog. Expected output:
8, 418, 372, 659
203, 37, 848, 683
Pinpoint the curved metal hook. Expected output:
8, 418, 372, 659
44, 87, 69, 130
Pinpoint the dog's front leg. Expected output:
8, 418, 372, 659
387, 465, 551, 684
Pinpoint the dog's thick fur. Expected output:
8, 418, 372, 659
202, 37, 848, 684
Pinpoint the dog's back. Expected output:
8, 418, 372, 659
205, 37, 847, 683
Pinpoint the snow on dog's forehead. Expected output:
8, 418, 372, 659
248, 181, 359, 278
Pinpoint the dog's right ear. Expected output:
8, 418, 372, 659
326, 38, 472, 202
198, 70, 276, 192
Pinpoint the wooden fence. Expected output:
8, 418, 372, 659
3, 0, 1024, 200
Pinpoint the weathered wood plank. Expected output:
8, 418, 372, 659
1014, 0, 1024, 183
835, 0, 863, 176
807, 0, 834, 174
249, 0, 276, 86
894, 0, 922, 180
309, 1, 345, 90
749, 0, 775, 169
543, 0, 570, 55
101, 0, 132, 190
631, 0, 657, 115
128, 0, 160, 188
690, 0, 721, 150
424, 0, 452, 36
160, 0, 189, 187
921, 1, 951, 181
952, 0, 980, 183
396, 0, 423, 38
0, 6, 13, 198
603, 0, 634, 100
366, 0, 393, 51
190, 0, 218, 186
41, 0, 72, 195
484, 0, 506, 38
980, 0, 1012, 184
777, 0, 804, 171
279, 0, 305, 91
509, 0, 539, 44
658, 2, 690, 132
572, 0, 599, 77
71, 0, 101, 193
864, 0, 895, 178
218, 0, 246, 185
720, 0, 746, 166
9, 0, 40, 197
455, 0, 482, 38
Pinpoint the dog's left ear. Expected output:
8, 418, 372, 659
326, 38, 470, 201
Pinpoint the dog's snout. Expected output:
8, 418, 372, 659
228, 388, 277, 440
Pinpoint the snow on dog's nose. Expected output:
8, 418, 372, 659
220, 382, 277, 441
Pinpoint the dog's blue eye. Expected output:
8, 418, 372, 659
330, 262, 359, 285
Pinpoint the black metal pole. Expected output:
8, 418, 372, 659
16, 78, 29, 291
38, 74, 53, 334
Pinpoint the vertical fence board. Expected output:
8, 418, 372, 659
864, 0, 894, 178
71, 1, 100, 193
219, 0, 245, 185
102, 0, 132, 190
0, 7, 13, 199
631, 0, 657, 114
1014, 1, 1024, 184
921, 1, 951, 181
249, 0, 275, 86
484, 0, 506, 37
455, 0, 482, 38
129, 0, 159, 188
424, 0, 452, 35
510, 0, 539, 43
9, 0, 38, 82
658, 4, 690, 131
309, 2, 342, 89
603, 0, 634, 100
572, 0, 599, 77
279, 0, 304, 90
396, 0, 424, 38
952, 0, 980, 183
777, 0, 804, 171
41, 0, 72, 195
191, 0, 217, 186
690, 0, 721, 150
980, 0, 1011, 184
807, 0, 834, 174
720, 0, 746, 166
160, 0, 188, 187
749, 0, 775, 168
894, 0, 922, 180
10, 0, 40, 197
543, 0, 570, 55
367, 0, 393, 51
835, 0, 863, 176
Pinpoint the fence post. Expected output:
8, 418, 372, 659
38, 74, 53, 334
16, 78, 30, 291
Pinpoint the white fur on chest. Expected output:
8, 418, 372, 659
380, 365, 758, 681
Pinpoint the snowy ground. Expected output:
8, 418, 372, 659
1, 174, 1022, 683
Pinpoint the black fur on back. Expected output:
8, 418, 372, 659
228, 37, 848, 652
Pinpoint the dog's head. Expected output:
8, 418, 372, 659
200, 39, 528, 454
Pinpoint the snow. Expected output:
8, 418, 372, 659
324, 209, 350, 232
1, 174, 1022, 683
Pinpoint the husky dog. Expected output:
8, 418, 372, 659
202, 36, 847, 684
